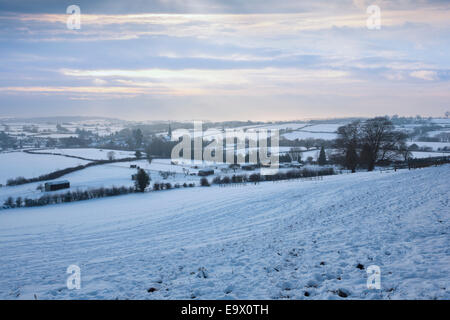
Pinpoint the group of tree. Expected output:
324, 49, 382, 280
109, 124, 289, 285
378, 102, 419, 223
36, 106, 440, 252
0, 131, 16, 149
144, 137, 177, 159
210, 167, 335, 186
3, 186, 135, 209
335, 117, 408, 172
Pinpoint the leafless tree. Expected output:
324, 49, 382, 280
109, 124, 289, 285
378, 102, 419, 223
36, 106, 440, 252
398, 142, 413, 161
336, 117, 406, 171
288, 147, 302, 162
360, 117, 405, 171
335, 120, 361, 172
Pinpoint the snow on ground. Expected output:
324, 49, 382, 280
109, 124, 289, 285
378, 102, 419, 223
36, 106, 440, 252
33, 148, 137, 160
407, 141, 450, 151
0, 159, 198, 202
282, 131, 337, 140
0, 119, 125, 137
430, 118, 450, 125
0, 165, 448, 300
254, 123, 308, 130
0, 152, 89, 185
33, 133, 79, 139
300, 149, 320, 160
410, 151, 448, 159
301, 124, 342, 133
427, 129, 450, 138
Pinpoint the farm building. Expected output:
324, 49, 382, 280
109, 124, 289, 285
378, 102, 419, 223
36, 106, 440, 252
44, 180, 70, 192
198, 169, 214, 176
242, 164, 257, 171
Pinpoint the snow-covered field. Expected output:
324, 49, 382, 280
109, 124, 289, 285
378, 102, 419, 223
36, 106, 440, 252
427, 129, 450, 138
282, 131, 337, 141
410, 151, 448, 159
33, 148, 137, 160
430, 118, 450, 125
301, 124, 342, 133
407, 141, 450, 151
0, 159, 192, 202
279, 122, 348, 141
1, 119, 126, 137
0, 165, 448, 300
0, 152, 89, 185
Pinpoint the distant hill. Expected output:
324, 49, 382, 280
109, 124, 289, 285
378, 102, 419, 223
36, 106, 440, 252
0, 116, 122, 123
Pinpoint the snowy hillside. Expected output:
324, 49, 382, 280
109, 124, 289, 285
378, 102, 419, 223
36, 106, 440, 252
0, 165, 448, 300
32, 148, 137, 160
0, 152, 89, 185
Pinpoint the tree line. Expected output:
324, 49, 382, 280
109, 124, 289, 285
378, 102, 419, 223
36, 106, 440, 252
334, 117, 408, 172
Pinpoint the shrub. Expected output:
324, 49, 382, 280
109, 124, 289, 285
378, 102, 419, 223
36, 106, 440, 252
249, 173, 261, 182
6, 185, 135, 209
7, 176, 27, 186
3, 197, 14, 208
135, 169, 150, 192
212, 176, 222, 184
200, 177, 210, 187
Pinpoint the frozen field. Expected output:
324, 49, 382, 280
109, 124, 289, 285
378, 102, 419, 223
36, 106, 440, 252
0, 165, 448, 299
0, 152, 89, 185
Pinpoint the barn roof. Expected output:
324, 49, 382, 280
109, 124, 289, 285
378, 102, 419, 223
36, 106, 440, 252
45, 180, 70, 186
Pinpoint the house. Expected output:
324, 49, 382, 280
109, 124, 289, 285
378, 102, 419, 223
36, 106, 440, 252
242, 164, 257, 171
44, 180, 70, 192
198, 169, 214, 176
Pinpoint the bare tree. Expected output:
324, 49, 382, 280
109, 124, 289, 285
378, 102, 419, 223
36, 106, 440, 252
304, 138, 315, 150
360, 117, 405, 171
336, 120, 361, 173
399, 142, 413, 161
336, 117, 406, 172
288, 147, 302, 162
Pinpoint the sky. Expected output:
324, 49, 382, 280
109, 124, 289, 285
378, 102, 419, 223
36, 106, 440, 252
0, 0, 449, 121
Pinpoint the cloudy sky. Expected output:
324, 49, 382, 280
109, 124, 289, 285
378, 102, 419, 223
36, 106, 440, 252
0, 0, 449, 121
